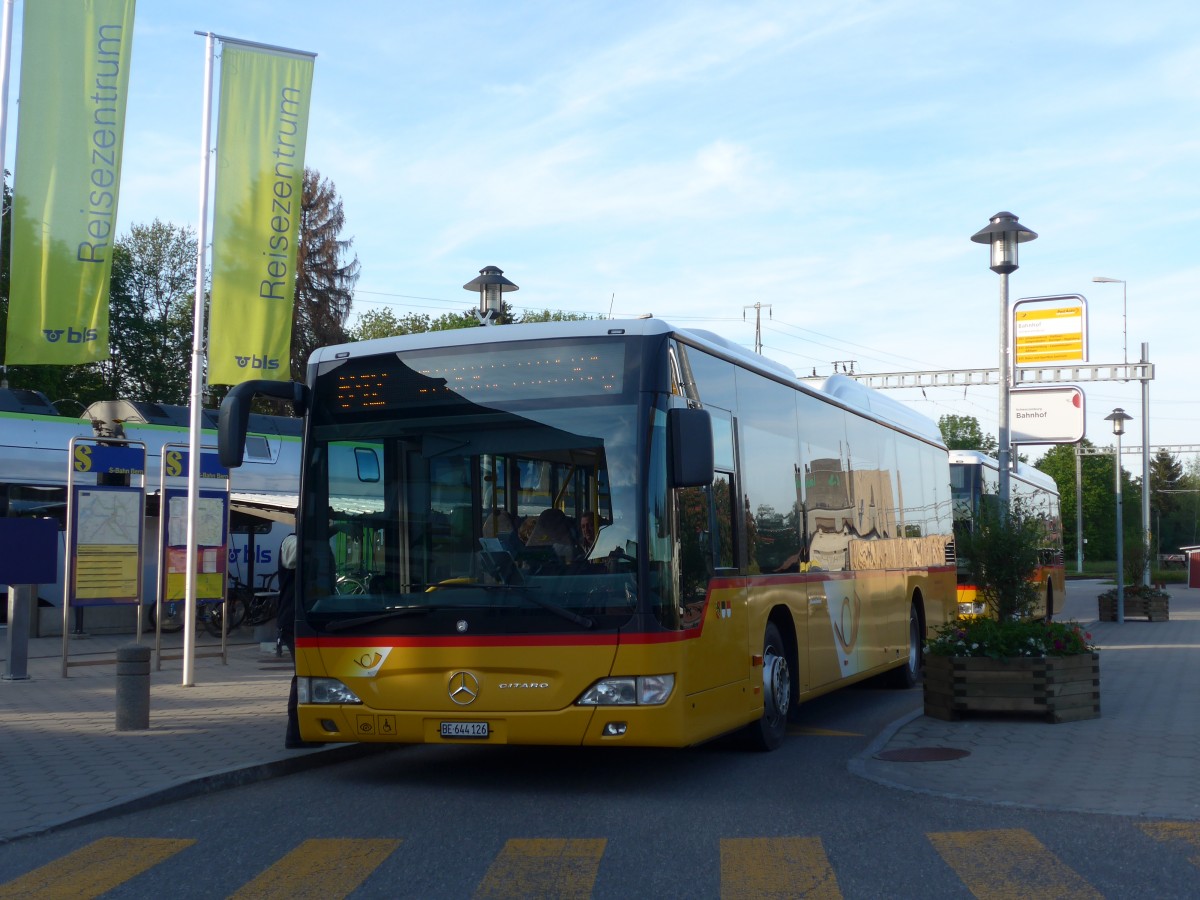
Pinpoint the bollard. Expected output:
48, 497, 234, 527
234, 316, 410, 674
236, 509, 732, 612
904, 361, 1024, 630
4, 584, 34, 681
115, 644, 152, 731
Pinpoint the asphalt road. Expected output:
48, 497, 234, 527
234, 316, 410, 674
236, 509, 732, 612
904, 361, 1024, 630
2, 667, 1195, 898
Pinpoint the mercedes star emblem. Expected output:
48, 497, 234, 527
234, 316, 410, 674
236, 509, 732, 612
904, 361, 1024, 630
448, 671, 480, 706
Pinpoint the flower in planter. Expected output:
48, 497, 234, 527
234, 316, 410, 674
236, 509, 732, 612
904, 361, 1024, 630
926, 616, 1094, 659
1096, 583, 1169, 604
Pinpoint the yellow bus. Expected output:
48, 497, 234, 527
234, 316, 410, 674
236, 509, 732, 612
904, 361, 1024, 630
220, 319, 957, 750
949, 449, 1067, 620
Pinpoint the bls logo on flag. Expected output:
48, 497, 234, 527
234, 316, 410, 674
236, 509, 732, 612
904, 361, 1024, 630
43, 327, 100, 344
235, 354, 281, 370
716, 600, 733, 619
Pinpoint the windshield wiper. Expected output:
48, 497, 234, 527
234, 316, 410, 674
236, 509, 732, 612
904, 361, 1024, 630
515, 590, 594, 629
321, 589, 594, 631
322, 606, 432, 632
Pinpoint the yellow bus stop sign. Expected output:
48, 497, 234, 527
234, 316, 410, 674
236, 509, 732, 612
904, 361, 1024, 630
1013, 295, 1087, 365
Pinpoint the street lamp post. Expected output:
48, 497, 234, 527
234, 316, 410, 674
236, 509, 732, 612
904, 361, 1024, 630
971, 212, 1038, 515
1105, 407, 1133, 624
1092, 276, 1152, 587
464, 265, 519, 325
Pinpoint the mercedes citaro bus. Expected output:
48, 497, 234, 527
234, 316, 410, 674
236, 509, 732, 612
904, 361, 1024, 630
219, 318, 957, 750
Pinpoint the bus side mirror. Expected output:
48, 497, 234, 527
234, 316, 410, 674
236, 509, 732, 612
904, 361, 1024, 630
218, 380, 309, 468
668, 407, 714, 488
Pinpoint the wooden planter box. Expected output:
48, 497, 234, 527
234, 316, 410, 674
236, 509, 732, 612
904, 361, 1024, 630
923, 653, 1100, 724
1097, 592, 1169, 622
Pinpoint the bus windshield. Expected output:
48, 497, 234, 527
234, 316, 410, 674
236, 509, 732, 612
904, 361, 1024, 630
298, 337, 642, 634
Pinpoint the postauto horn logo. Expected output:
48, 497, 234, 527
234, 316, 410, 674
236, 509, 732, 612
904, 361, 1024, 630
234, 354, 281, 370
43, 327, 99, 344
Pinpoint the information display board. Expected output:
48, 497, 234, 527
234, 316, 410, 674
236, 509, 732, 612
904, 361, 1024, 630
70, 484, 143, 604
158, 447, 230, 605
161, 487, 229, 603
1013, 294, 1088, 366
65, 440, 146, 607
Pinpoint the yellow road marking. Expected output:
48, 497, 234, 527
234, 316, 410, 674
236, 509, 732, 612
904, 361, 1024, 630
473, 838, 605, 899
1139, 821, 1200, 868
0, 837, 193, 900
720, 836, 841, 899
229, 838, 400, 900
929, 829, 1100, 899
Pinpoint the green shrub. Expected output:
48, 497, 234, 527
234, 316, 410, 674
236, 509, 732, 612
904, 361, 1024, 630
956, 496, 1042, 620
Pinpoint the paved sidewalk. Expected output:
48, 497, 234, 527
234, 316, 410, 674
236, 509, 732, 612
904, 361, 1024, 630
2, 579, 1197, 844
854, 579, 1200, 820
0, 628, 364, 844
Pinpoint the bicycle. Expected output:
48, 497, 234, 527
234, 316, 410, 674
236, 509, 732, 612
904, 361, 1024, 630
149, 571, 273, 637
237, 572, 282, 628
148, 597, 236, 638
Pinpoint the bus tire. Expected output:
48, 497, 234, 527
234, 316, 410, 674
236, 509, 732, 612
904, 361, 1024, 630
890, 601, 921, 689
748, 621, 791, 751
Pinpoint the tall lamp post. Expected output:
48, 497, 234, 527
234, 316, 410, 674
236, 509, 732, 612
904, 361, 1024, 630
1105, 407, 1133, 624
971, 212, 1038, 514
1092, 276, 1152, 587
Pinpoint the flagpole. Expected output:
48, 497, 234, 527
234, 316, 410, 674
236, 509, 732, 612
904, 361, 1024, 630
183, 32, 216, 687
0, 0, 12, 387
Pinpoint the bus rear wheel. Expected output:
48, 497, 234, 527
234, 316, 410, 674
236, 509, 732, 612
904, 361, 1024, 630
748, 621, 791, 751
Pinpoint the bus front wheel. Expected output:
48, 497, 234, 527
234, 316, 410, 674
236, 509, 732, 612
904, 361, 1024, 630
749, 621, 791, 751
890, 601, 921, 689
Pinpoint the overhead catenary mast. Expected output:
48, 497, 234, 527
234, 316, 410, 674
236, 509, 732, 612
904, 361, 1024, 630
743, 302, 772, 354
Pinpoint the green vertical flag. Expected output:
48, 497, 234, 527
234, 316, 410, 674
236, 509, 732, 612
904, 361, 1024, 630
208, 43, 314, 385
5, 0, 137, 365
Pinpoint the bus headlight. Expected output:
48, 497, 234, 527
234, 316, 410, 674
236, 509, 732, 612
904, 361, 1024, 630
298, 677, 363, 705
576, 674, 674, 706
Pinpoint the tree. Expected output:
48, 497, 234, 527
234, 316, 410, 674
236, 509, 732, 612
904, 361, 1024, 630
1153, 452, 1200, 556
101, 220, 196, 403
957, 496, 1045, 620
1150, 449, 1184, 516
290, 168, 361, 381
349, 308, 475, 341
348, 305, 592, 342
1034, 441, 1141, 563
518, 309, 592, 324
938, 415, 998, 455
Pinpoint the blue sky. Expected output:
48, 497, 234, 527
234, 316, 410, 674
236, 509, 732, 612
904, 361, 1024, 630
5, 1, 1198, 456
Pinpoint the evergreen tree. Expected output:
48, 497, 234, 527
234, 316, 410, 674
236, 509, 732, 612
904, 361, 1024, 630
1150, 449, 1184, 516
290, 168, 360, 380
